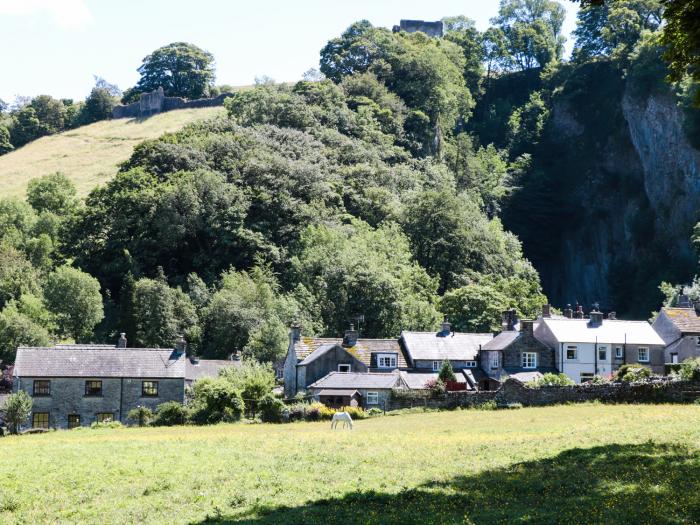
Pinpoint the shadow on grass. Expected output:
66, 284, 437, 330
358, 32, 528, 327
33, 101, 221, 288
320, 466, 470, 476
195, 442, 700, 525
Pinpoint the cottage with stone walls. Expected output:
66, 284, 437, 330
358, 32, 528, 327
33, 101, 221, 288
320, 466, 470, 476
652, 294, 700, 364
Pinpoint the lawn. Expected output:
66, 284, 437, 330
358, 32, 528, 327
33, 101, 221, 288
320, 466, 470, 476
2, 404, 700, 524
0, 107, 224, 199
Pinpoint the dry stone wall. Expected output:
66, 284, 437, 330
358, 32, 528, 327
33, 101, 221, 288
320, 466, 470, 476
112, 89, 233, 119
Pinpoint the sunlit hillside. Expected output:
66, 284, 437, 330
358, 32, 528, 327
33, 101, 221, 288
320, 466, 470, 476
0, 107, 224, 198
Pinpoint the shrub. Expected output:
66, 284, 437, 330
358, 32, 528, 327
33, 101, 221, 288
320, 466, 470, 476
477, 399, 497, 410
219, 360, 276, 404
127, 406, 153, 427
367, 407, 383, 417
615, 364, 652, 383
527, 373, 575, 388
678, 358, 700, 381
152, 401, 189, 426
341, 405, 368, 420
190, 378, 245, 424
90, 420, 123, 429
589, 375, 611, 385
425, 377, 446, 396
438, 360, 456, 382
0, 391, 32, 434
287, 403, 307, 421
259, 393, 285, 423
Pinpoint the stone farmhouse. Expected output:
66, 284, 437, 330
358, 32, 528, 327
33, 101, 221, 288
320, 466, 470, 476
12, 334, 236, 430
652, 295, 700, 364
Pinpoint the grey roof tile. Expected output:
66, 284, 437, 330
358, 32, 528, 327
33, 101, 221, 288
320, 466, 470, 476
308, 371, 402, 389
401, 331, 493, 361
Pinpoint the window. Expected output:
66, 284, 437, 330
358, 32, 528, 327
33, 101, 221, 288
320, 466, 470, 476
366, 392, 379, 405
432, 361, 440, 371
338, 364, 351, 373
377, 354, 397, 369
566, 346, 577, 360
615, 346, 623, 359
85, 380, 102, 396
142, 381, 159, 397
32, 412, 49, 429
580, 373, 595, 383
598, 347, 607, 361
33, 380, 50, 396
696, 337, 700, 346
465, 361, 477, 368
490, 352, 500, 369
68, 414, 81, 429
521, 352, 537, 369
638, 347, 649, 363
96, 413, 114, 423
671, 353, 679, 364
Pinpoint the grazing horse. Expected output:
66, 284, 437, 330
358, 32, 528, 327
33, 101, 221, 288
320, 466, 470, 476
331, 411, 353, 429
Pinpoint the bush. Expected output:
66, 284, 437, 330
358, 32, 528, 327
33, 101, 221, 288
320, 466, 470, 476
438, 360, 456, 382
527, 373, 575, 388
367, 407, 383, 417
615, 364, 651, 383
476, 399, 497, 410
340, 405, 368, 420
152, 401, 189, 426
259, 393, 285, 423
425, 377, 446, 396
0, 391, 32, 434
287, 403, 307, 422
127, 406, 153, 427
90, 420, 123, 429
678, 358, 700, 381
190, 378, 245, 424
589, 375, 611, 385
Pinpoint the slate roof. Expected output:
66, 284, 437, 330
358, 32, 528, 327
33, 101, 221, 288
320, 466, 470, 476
510, 371, 544, 383
14, 346, 186, 378
400, 371, 438, 390
401, 331, 493, 361
661, 308, 700, 334
185, 359, 240, 381
317, 389, 360, 397
539, 318, 664, 346
294, 338, 408, 368
308, 371, 404, 390
481, 331, 520, 351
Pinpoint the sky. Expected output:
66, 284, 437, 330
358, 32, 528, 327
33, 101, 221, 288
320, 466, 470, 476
0, 0, 580, 103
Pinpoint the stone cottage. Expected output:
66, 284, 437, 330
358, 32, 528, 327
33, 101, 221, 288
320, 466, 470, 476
652, 296, 700, 364
283, 326, 408, 398
307, 371, 406, 409
12, 335, 235, 430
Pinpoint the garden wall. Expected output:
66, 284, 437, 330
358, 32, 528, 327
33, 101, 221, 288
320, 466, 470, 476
387, 378, 700, 411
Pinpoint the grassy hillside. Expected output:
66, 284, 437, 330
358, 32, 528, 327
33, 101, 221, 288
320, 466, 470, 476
0, 107, 224, 199
2, 404, 700, 524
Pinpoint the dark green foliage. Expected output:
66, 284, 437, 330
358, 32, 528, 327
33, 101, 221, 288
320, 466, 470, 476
661, 0, 700, 103
80, 87, 116, 124
438, 360, 456, 382
615, 364, 652, 382
127, 406, 153, 427
26, 173, 78, 215
0, 391, 32, 434
134, 42, 215, 100
152, 401, 189, 426
677, 358, 700, 381
190, 378, 245, 424
0, 125, 12, 155
527, 372, 574, 387
258, 393, 285, 423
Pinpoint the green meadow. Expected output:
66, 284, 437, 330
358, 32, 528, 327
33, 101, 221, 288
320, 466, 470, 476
2, 404, 700, 524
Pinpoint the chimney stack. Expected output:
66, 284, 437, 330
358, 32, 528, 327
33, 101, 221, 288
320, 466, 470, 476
573, 304, 584, 319
343, 324, 358, 347
117, 333, 127, 349
541, 304, 551, 318
290, 324, 301, 346
607, 311, 616, 320
520, 319, 534, 335
501, 309, 517, 331
174, 335, 186, 355
440, 317, 452, 335
678, 294, 692, 308
563, 304, 573, 319
589, 307, 604, 327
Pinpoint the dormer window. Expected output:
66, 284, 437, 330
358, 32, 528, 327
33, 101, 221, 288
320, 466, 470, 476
338, 364, 351, 373
376, 353, 397, 369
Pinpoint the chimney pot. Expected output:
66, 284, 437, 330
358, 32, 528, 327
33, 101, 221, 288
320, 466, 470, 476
607, 311, 616, 320
541, 304, 551, 318
563, 304, 573, 319
573, 304, 584, 319
117, 333, 127, 349
343, 325, 358, 347
678, 294, 692, 308
174, 335, 186, 354
520, 319, 534, 335
290, 325, 301, 345
440, 317, 451, 335
589, 310, 604, 327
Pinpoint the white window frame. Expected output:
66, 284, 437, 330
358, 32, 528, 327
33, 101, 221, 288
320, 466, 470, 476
638, 347, 649, 363
377, 354, 397, 369
598, 346, 607, 361
521, 352, 537, 369
465, 361, 477, 368
566, 346, 577, 360
432, 361, 440, 371
366, 391, 379, 405
490, 352, 500, 369
615, 346, 623, 359
338, 364, 351, 373
580, 372, 595, 383
671, 353, 679, 364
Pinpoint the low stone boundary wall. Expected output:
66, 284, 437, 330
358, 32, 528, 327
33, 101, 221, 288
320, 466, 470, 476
112, 91, 233, 119
387, 378, 700, 411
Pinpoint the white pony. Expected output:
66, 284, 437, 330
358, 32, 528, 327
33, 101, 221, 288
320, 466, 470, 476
331, 411, 353, 429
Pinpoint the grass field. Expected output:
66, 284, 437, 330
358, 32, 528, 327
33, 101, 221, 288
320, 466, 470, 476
2, 404, 700, 524
0, 107, 224, 199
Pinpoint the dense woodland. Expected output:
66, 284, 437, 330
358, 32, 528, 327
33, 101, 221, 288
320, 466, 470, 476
0, 0, 698, 365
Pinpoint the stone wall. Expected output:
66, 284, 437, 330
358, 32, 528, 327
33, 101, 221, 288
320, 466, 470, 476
387, 378, 700, 411
393, 20, 444, 38
112, 89, 233, 119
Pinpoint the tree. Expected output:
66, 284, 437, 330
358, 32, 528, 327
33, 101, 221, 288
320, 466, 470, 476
134, 42, 215, 99
26, 173, 78, 215
319, 20, 381, 82
438, 360, 456, 382
127, 406, 153, 427
219, 360, 276, 403
507, 91, 550, 156
0, 300, 51, 364
0, 125, 12, 155
80, 87, 116, 124
44, 266, 104, 342
10, 105, 42, 146
492, 0, 567, 70
0, 391, 32, 434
